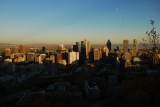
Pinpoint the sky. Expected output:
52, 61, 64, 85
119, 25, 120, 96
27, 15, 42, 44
0, 0, 160, 44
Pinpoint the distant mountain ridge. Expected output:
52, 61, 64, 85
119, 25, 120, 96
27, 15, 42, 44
0, 43, 16, 45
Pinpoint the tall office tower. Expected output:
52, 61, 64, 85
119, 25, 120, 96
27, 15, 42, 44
56, 53, 62, 63
35, 55, 42, 64
79, 44, 86, 64
81, 41, 84, 46
0, 48, 5, 54
123, 40, 129, 53
57, 44, 66, 53
132, 39, 138, 56
11, 47, 18, 54
73, 42, 80, 52
50, 55, 55, 63
73, 45, 78, 52
101, 46, 109, 56
58, 44, 65, 50
94, 48, 100, 61
85, 39, 91, 58
89, 48, 94, 63
26, 53, 35, 62
117, 46, 120, 51
76, 42, 80, 52
81, 39, 90, 58
106, 39, 112, 52
40, 54, 46, 62
41, 46, 46, 53
19, 45, 26, 54
5, 48, 11, 58
62, 52, 68, 63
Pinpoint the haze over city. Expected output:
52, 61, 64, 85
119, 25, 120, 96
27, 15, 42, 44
0, 0, 160, 44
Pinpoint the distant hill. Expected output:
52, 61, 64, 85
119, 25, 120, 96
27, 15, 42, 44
0, 43, 15, 45
0, 43, 17, 48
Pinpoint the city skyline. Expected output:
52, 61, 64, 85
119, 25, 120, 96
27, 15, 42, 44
0, 0, 160, 44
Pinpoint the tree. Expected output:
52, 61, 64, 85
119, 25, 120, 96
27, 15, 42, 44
142, 20, 160, 64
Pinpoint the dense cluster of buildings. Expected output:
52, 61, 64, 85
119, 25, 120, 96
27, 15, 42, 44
0, 39, 160, 106
0, 38, 160, 73
0, 38, 160, 83
0, 39, 106, 66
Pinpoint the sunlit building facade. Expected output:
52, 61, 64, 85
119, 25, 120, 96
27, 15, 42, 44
132, 39, 138, 56
123, 40, 129, 53
19, 45, 26, 54
94, 48, 100, 61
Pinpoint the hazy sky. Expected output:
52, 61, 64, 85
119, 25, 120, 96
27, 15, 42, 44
0, 0, 160, 44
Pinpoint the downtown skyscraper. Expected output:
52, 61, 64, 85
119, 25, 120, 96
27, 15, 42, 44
123, 40, 129, 53
106, 39, 111, 52
81, 39, 90, 58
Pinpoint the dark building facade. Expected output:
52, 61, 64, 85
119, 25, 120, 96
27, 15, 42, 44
79, 44, 86, 64
106, 39, 111, 52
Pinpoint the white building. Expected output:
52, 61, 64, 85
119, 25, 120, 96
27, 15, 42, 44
68, 52, 79, 64
4, 58, 12, 62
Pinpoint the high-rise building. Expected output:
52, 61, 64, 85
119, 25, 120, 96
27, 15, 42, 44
68, 52, 79, 64
56, 53, 62, 63
19, 45, 26, 54
40, 54, 46, 62
50, 55, 55, 63
11, 47, 18, 54
89, 48, 94, 63
57, 44, 66, 53
27, 53, 35, 62
62, 52, 68, 63
81, 39, 90, 58
41, 46, 46, 53
79, 43, 86, 64
73, 45, 78, 52
73, 42, 80, 52
133, 39, 138, 48
76, 42, 80, 52
123, 40, 129, 53
132, 39, 138, 56
0, 48, 5, 54
94, 48, 100, 61
35, 55, 42, 64
106, 39, 111, 52
5, 48, 11, 58
101, 46, 109, 56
